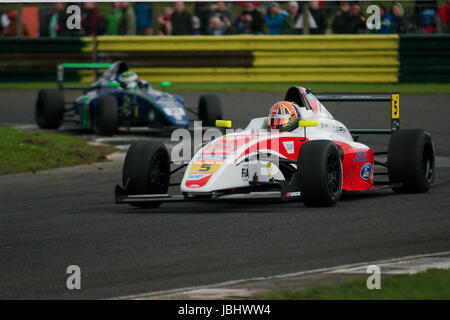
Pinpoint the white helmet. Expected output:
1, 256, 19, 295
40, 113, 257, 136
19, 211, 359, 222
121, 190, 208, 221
118, 71, 138, 90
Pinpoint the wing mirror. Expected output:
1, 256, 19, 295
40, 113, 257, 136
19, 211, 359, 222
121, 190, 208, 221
215, 120, 232, 128
298, 120, 318, 127
159, 81, 172, 88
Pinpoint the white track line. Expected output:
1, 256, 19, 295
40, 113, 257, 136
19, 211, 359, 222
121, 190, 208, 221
111, 250, 450, 300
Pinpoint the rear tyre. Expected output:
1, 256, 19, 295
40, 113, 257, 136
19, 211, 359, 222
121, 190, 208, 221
122, 141, 170, 208
35, 89, 65, 129
198, 94, 222, 126
298, 140, 343, 207
94, 95, 118, 136
388, 129, 435, 193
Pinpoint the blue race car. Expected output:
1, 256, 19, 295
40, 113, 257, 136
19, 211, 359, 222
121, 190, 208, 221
35, 61, 222, 135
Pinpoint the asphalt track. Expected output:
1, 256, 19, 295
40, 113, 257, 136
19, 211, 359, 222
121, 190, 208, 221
0, 90, 449, 299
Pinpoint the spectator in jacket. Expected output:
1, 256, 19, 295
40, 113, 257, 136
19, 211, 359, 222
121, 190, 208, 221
158, 5, 173, 35
438, 0, 450, 32
38, 3, 52, 37
414, 0, 438, 30
106, 2, 122, 35
48, 2, 64, 37
332, 1, 351, 33
348, 3, 366, 33
264, 2, 287, 35
135, 2, 153, 35
0, 9, 10, 36
194, 2, 211, 35
210, 16, 227, 35
235, 2, 264, 34
391, 2, 408, 34
171, 2, 193, 35
293, 1, 328, 34
210, 2, 232, 34
82, 2, 102, 36
371, 4, 392, 34
118, 2, 136, 35
285, 1, 299, 33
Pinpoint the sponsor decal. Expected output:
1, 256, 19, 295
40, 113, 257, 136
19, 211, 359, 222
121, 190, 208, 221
187, 174, 208, 180
354, 151, 367, 162
164, 107, 185, 121
360, 163, 372, 181
189, 162, 223, 174
185, 174, 212, 188
286, 191, 301, 198
282, 141, 295, 154
196, 154, 227, 162
241, 163, 249, 181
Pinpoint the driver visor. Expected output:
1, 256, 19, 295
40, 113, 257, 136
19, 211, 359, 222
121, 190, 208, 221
268, 114, 290, 127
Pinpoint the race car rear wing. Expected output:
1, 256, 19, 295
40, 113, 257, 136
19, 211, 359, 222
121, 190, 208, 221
57, 63, 113, 91
314, 93, 400, 134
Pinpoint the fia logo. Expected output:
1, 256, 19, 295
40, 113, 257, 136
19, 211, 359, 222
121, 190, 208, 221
241, 164, 249, 181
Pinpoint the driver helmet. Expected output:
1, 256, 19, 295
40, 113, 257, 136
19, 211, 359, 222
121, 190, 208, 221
268, 101, 301, 132
118, 71, 138, 90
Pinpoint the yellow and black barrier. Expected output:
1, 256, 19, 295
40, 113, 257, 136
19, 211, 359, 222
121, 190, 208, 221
2, 34, 447, 83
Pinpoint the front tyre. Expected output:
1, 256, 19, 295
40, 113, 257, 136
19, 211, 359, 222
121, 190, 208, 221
122, 141, 170, 208
388, 129, 435, 193
35, 89, 65, 129
94, 95, 118, 136
299, 140, 343, 207
198, 94, 222, 126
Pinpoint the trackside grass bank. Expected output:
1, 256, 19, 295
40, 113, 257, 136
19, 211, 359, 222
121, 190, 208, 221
1, 82, 450, 94
0, 127, 116, 175
264, 269, 450, 300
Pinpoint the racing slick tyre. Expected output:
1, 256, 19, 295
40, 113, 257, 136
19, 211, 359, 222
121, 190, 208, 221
298, 140, 343, 207
94, 95, 118, 136
122, 141, 170, 208
388, 129, 435, 193
35, 89, 65, 129
198, 94, 222, 126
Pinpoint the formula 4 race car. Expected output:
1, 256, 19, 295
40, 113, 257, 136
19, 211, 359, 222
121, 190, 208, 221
35, 61, 222, 135
115, 86, 435, 208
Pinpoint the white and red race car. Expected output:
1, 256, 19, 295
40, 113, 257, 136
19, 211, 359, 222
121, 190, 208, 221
115, 86, 435, 208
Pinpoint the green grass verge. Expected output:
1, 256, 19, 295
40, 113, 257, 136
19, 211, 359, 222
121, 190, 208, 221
0, 127, 116, 175
265, 268, 450, 300
1, 82, 450, 94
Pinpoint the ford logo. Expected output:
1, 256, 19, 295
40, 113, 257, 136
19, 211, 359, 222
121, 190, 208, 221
360, 163, 372, 181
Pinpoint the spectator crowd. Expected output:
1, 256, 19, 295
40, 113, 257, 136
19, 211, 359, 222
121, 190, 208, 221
0, 1, 449, 38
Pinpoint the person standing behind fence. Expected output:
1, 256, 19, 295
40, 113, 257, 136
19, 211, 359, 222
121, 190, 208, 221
371, 4, 392, 34
235, 2, 264, 34
38, 3, 52, 37
391, 2, 408, 34
106, 2, 122, 35
158, 5, 173, 35
0, 8, 10, 36
292, 1, 328, 34
82, 2, 104, 36
118, 2, 136, 35
264, 2, 287, 35
332, 1, 351, 34
47, 3, 64, 37
210, 2, 232, 34
438, 0, 450, 33
135, 2, 153, 35
413, 0, 438, 33
194, 2, 211, 35
170, 2, 193, 35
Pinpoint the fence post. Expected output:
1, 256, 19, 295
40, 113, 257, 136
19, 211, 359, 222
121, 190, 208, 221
92, 35, 99, 79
